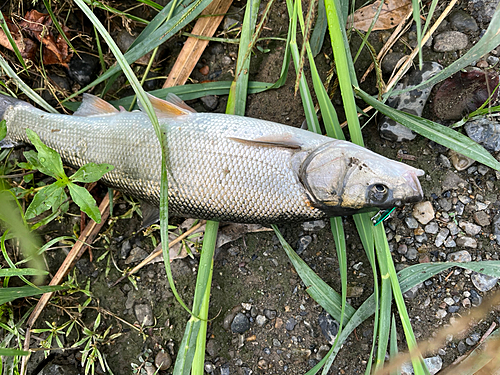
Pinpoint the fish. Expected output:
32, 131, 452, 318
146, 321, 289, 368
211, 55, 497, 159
0, 93, 425, 223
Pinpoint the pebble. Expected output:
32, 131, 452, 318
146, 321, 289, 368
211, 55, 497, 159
256, 315, 267, 326
448, 305, 460, 313
263, 309, 276, 320
200, 95, 219, 111
488, 55, 500, 65
406, 247, 418, 260
449, 10, 478, 32
436, 309, 447, 319
381, 52, 407, 74
433, 31, 468, 52
155, 351, 172, 371
435, 228, 450, 247
405, 216, 419, 229
425, 222, 439, 234
459, 221, 481, 236
120, 239, 132, 259
465, 118, 500, 152
205, 362, 215, 373
296, 235, 312, 255
471, 272, 498, 291
447, 250, 472, 262
273, 338, 281, 347
438, 198, 452, 211
379, 62, 442, 142
318, 311, 339, 345
474, 211, 491, 226
468, 0, 498, 23
444, 297, 455, 305
470, 289, 482, 306
441, 171, 466, 191
458, 341, 467, 355
437, 154, 451, 168
413, 201, 435, 225
231, 313, 250, 334
447, 222, 460, 235
444, 237, 457, 248
220, 364, 230, 375
466, 332, 481, 346
493, 213, 500, 245
401, 355, 443, 375
449, 150, 475, 171
302, 220, 326, 231
135, 304, 154, 326
456, 237, 477, 248
286, 318, 297, 331
125, 247, 149, 265
403, 283, 423, 299
398, 244, 408, 255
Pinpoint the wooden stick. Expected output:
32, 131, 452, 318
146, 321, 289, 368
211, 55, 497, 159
162, 0, 234, 88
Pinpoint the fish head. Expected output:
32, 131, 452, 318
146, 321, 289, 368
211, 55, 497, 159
300, 141, 424, 215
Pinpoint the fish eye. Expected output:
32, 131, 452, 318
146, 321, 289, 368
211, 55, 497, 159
369, 184, 389, 203
374, 184, 387, 193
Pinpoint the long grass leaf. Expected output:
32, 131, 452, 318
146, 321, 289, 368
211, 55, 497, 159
356, 87, 500, 171
0, 12, 27, 70
0, 285, 66, 305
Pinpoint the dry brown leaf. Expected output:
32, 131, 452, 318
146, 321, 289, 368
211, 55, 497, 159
347, 0, 412, 32
0, 14, 36, 59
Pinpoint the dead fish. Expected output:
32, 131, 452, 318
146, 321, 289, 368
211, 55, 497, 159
0, 93, 424, 223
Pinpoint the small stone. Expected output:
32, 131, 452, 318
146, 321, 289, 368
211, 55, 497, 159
466, 118, 500, 152
135, 304, 154, 326
493, 213, 500, 245
448, 305, 460, 313
444, 297, 455, 305
302, 220, 326, 231
471, 272, 498, 292
456, 237, 477, 248
438, 198, 452, 211
476, 201, 489, 211
273, 338, 281, 347
401, 355, 442, 375
263, 309, 276, 320
155, 351, 172, 371
447, 222, 460, 235
449, 10, 478, 32
200, 95, 219, 111
413, 201, 435, 225
231, 313, 250, 334
256, 315, 267, 326
447, 250, 471, 262
403, 283, 423, 299
318, 311, 339, 345
466, 332, 481, 346
398, 244, 408, 255
296, 235, 312, 255
441, 171, 467, 191
462, 298, 471, 308
474, 211, 491, 226
444, 237, 456, 248
125, 247, 149, 265
205, 362, 215, 373
470, 289, 482, 306
435, 228, 450, 247
449, 150, 475, 171
458, 341, 467, 355
459, 221, 481, 236
458, 195, 471, 204
437, 154, 451, 168
285, 318, 297, 331
382, 52, 407, 74
488, 55, 500, 65
478, 165, 490, 175
436, 309, 447, 319
434, 31, 468, 52
405, 216, 419, 229
120, 239, 132, 259
406, 247, 418, 260
456, 202, 465, 216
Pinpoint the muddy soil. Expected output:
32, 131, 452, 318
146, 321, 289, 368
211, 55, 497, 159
2, 1, 500, 374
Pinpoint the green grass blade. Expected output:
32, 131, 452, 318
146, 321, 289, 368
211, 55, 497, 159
72, 0, 196, 318
172, 318, 201, 375
0, 285, 66, 305
310, 0, 327, 57
65, 0, 214, 102
0, 55, 58, 114
356, 87, 500, 171
390, 314, 400, 375
0, 349, 30, 356
42, 0, 77, 55
0, 12, 27, 71
0, 268, 48, 277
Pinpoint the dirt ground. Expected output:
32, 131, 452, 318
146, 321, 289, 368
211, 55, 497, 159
2, 0, 500, 374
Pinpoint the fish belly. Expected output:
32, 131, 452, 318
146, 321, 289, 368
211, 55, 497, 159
4, 105, 328, 223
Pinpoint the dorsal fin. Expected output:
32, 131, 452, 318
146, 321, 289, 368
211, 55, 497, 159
165, 93, 197, 113
228, 134, 302, 150
73, 94, 119, 116
139, 93, 194, 118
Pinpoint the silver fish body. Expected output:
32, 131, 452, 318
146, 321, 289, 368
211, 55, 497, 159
1, 94, 424, 223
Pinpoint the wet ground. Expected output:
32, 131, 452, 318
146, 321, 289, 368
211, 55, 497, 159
2, 0, 500, 374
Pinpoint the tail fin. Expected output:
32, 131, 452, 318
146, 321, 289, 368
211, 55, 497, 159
0, 94, 24, 119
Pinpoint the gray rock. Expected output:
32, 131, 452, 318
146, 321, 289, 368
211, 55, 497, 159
448, 305, 460, 313
413, 201, 435, 225
121, 239, 132, 259
382, 52, 407, 74
438, 198, 452, 211
256, 315, 267, 326
220, 364, 230, 375
404, 283, 423, 299
444, 237, 457, 248
460, 221, 481, 236
466, 118, 500, 152
425, 221, 439, 234
447, 250, 472, 262
379, 62, 442, 141
447, 222, 460, 235
296, 235, 312, 255
458, 340, 467, 354
155, 351, 172, 371
406, 247, 418, 260
466, 332, 481, 346
456, 236, 478, 248
286, 318, 297, 331
405, 216, 419, 229
273, 338, 281, 347
471, 272, 498, 291
125, 247, 149, 265
441, 171, 467, 191
302, 220, 326, 231
135, 304, 154, 326
434, 31, 468, 52
488, 55, 500, 65
449, 10, 478, 32
398, 244, 408, 255
437, 154, 451, 168
470, 289, 482, 306
435, 228, 450, 247
474, 211, 491, 226
200, 95, 219, 111
318, 311, 339, 345
205, 362, 215, 373
231, 313, 250, 334
401, 355, 443, 375
263, 309, 277, 320
468, 0, 499, 23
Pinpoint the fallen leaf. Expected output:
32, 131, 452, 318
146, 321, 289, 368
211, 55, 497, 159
0, 15, 36, 59
347, 0, 412, 32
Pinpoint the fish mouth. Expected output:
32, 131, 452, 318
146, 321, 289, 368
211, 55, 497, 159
402, 170, 424, 203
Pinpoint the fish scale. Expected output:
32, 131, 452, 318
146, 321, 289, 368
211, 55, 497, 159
1, 93, 425, 223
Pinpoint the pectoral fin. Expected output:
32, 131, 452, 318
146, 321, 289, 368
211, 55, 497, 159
74, 94, 119, 116
228, 134, 303, 150
139, 93, 196, 118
